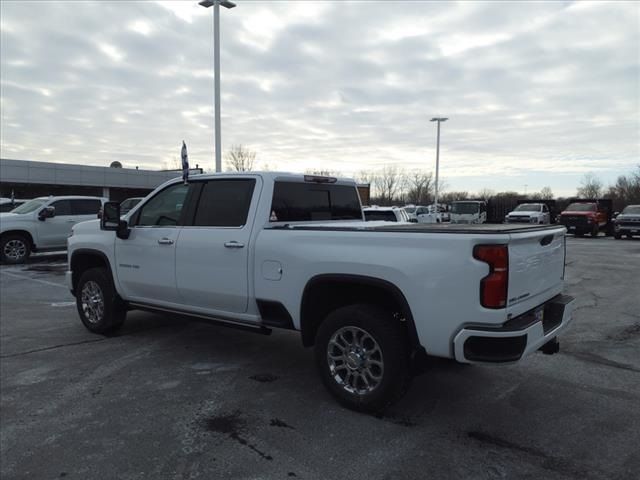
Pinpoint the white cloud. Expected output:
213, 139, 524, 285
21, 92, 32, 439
0, 0, 638, 196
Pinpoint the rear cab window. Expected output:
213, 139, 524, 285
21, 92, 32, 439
270, 181, 362, 222
364, 210, 397, 222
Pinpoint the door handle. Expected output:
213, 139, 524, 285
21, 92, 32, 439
158, 238, 174, 245
224, 241, 245, 249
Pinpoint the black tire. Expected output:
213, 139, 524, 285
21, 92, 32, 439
627, 234, 634, 239
314, 304, 411, 413
591, 224, 599, 237
614, 233, 622, 239
76, 267, 126, 334
0, 233, 31, 264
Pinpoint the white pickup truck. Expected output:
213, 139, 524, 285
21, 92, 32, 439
67, 173, 574, 412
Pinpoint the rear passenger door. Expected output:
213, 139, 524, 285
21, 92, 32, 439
175, 177, 259, 314
71, 198, 102, 224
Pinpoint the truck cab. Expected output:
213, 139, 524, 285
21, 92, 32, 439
450, 201, 487, 224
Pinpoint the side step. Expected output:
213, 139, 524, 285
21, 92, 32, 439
129, 302, 272, 336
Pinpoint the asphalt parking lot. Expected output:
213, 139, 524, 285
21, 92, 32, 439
1, 237, 639, 480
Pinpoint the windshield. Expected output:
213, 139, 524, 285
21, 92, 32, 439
10, 198, 46, 214
364, 210, 397, 221
515, 203, 541, 212
621, 206, 640, 215
451, 202, 480, 214
566, 203, 596, 212
404, 207, 416, 214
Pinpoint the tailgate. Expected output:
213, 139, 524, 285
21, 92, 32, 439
507, 226, 565, 311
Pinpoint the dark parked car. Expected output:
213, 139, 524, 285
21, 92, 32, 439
614, 205, 640, 239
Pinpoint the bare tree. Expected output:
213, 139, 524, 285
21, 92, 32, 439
577, 172, 603, 198
225, 145, 256, 172
606, 165, 640, 210
539, 186, 554, 200
406, 171, 433, 205
440, 191, 469, 203
476, 188, 495, 201
375, 166, 401, 205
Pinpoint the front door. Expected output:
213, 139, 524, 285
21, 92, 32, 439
36, 200, 74, 248
115, 183, 191, 305
175, 178, 258, 314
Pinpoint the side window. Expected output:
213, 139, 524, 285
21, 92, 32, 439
71, 199, 101, 215
543, 204, 549, 213
136, 183, 189, 227
192, 179, 256, 227
50, 200, 72, 216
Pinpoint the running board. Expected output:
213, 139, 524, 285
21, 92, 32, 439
128, 302, 273, 336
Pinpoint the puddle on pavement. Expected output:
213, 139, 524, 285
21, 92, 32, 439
202, 410, 274, 461
23, 264, 66, 275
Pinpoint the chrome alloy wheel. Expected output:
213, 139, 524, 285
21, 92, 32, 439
3, 239, 27, 261
81, 280, 105, 324
327, 326, 384, 395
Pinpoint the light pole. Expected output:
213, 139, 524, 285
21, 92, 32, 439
199, 0, 236, 172
430, 117, 447, 216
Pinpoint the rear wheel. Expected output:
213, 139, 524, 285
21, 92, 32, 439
614, 232, 622, 239
591, 224, 599, 237
1, 234, 31, 264
314, 304, 411, 413
627, 234, 634, 239
76, 267, 126, 334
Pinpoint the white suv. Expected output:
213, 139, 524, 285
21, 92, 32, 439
0, 196, 107, 263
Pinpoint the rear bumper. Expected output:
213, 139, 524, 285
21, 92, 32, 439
453, 294, 575, 363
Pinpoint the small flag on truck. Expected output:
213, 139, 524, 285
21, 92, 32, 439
181, 141, 189, 184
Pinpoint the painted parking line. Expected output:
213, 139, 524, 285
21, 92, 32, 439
0, 270, 68, 289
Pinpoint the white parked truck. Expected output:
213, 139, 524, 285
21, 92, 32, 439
450, 201, 487, 224
1, 196, 107, 263
67, 173, 574, 412
505, 203, 551, 225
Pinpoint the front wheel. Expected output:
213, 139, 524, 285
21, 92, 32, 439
614, 233, 622, 239
76, 267, 126, 334
591, 224, 599, 237
314, 304, 411, 413
1, 234, 31, 264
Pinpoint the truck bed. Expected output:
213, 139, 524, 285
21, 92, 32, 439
269, 222, 564, 234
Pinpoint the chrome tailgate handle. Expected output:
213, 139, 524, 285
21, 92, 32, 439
157, 238, 174, 245
224, 241, 245, 249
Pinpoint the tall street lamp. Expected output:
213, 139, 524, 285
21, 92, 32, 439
199, 0, 236, 173
430, 117, 447, 216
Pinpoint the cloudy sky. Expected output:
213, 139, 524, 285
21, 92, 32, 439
1, 0, 638, 195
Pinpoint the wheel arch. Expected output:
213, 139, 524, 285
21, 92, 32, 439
70, 249, 115, 296
1, 229, 35, 250
300, 274, 420, 351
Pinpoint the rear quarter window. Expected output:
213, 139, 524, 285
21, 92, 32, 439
270, 182, 362, 222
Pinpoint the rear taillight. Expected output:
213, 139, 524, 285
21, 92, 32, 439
473, 244, 509, 309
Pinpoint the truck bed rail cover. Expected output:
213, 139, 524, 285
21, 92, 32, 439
267, 223, 565, 234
